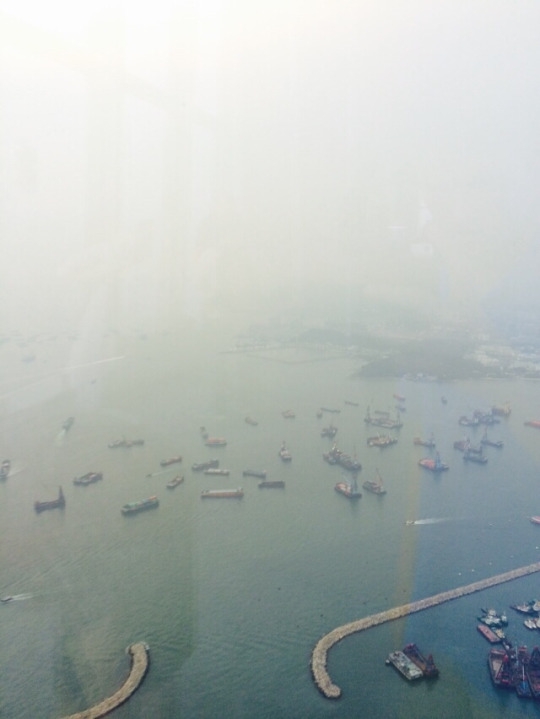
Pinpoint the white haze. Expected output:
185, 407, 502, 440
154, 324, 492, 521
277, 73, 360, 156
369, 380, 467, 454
1, 0, 539, 336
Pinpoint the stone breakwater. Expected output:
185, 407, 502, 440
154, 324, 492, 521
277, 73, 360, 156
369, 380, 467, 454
311, 561, 540, 699
61, 642, 149, 719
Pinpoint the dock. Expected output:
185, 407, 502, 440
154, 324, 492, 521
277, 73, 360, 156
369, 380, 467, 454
61, 642, 149, 719
311, 561, 540, 699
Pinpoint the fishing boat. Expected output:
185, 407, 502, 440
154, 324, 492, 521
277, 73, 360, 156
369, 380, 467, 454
73, 472, 103, 486
34, 487, 65, 513
413, 435, 435, 448
121, 496, 159, 515
334, 473, 362, 499
0, 459, 11, 480
362, 469, 387, 495
166, 475, 184, 489
418, 453, 449, 472
160, 456, 183, 467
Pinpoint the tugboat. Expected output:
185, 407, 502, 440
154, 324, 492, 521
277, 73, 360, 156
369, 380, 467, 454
334, 473, 362, 499
0, 459, 11, 480
34, 487, 65, 513
418, 453, 449, 472
403, 644, 439, 678
362, 469, 387, 495
279, 442, 292, 461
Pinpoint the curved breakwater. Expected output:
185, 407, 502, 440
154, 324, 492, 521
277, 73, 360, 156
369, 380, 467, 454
61, 643, 149, 719
311, 561, 540, 699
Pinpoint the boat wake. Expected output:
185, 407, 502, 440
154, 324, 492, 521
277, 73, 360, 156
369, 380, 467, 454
1, 593, 33, 603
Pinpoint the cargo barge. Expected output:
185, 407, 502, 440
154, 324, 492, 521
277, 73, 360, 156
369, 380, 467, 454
203, 468, 230, 476
204, 437, 227, 446
385, 650, 423, 681
258, 480, 285, 488
192, 459, 219, 472
121, 496, 159, 515
35, 487, 65, 513
201, 488, 244, 499
243, 469, 267, 479
166, 475, 184, 489
160, 456, 182, 467
73, 472, 103, 486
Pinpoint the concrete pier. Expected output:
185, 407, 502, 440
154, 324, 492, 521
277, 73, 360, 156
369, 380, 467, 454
61, 642, 149, 719
311, 561, 540, 699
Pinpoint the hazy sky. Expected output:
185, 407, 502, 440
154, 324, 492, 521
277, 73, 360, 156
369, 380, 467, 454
1, 1, 539, 333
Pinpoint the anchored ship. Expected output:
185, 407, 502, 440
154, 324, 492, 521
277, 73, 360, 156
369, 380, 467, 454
160, 456, 182, 467
192, 459, 219, 472
203, 468, 230, 476
121, 496, 159, 515
242, 470, 267, 479
258, 480, 285, 488
279, 442, 292, 461
204, 437, 227, 446
367, 434, 397, 448
166, 475, 184, 489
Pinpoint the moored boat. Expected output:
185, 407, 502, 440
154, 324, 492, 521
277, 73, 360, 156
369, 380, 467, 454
477, 623, 502, 643
166, 475, 184, 489
488, 647, 516, 688
160, 456, 183, 467
73, 472, 103, 486
121, 496, 159, 515
403, 644, 439, 677
34, 487, 65, 513
200, 488, 243, 499
385, 650, 423, 681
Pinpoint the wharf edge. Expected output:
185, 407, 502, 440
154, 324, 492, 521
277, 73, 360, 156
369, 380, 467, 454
311, 561, 540, 699
60, 642, 149, 719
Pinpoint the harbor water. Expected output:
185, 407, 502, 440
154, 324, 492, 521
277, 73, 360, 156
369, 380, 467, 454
2, 327, 540, 718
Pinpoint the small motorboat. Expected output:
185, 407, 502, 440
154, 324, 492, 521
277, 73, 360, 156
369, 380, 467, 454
0, 596, 13, 603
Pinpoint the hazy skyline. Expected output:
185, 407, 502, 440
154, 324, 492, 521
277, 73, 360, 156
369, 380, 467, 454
1, 1, 539, 334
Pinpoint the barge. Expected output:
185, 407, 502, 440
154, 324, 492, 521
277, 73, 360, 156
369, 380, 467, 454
386, 650, 423, 681
258, 480, 285, 488
201, 488, 244, 499
35, 487, 65, 513
121, 496, 159, 515
73, 472, 103, 486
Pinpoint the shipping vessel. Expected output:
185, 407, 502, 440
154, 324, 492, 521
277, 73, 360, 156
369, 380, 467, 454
258, 480, 285, 489
160, 456, 182, 467
203, 468, 230, 476
108, 438, 144, 448
362, 469, 386, 495
166, 475, 184, 489
242, 469, 267, 479
0, 459, 11, 480
403, 644, 439, 678
35, 487, 65, 513
418, 453, 449, 472
73, 472, 103, 486
204, 437, 227, 446
334, 473, 362, 499
386, 650, 424, 681
192, 459, 219, 472
121, 496, 159, 515
200, 488, 244, 499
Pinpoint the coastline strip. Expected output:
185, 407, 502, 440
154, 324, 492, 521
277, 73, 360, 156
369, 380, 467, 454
311, 561, 540, 699
61, 642, 149, 719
